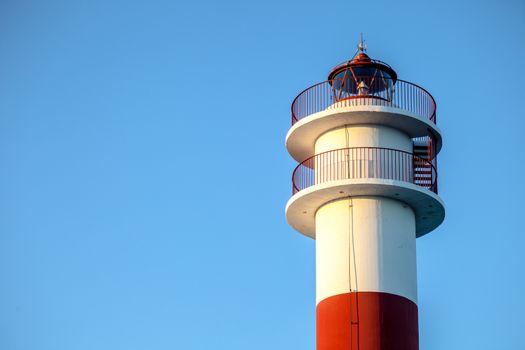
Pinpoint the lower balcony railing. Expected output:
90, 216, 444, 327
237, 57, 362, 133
292, 147, 437, 195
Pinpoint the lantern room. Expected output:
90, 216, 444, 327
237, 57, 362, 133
327, 38, 397, 99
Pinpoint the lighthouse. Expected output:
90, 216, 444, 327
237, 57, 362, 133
285, 37, 444, 350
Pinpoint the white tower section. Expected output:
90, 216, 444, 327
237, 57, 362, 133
285, 45, 444, 350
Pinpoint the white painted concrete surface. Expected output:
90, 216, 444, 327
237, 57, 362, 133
315, 197, 418, 305
315, 125, 412, 154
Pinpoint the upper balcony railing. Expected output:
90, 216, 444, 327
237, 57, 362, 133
292, 147, 437, 195
291, 77, 436, 125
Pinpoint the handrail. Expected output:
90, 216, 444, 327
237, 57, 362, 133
292, 147, 437, 195
291, 78, 437, 125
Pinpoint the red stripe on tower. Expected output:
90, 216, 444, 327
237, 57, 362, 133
317, 292, 419, 350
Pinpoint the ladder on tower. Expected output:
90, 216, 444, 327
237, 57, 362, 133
413, 140, 433, 191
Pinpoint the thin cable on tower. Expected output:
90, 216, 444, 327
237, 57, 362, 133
348, 197, 360, 350
345, 126, 360, 350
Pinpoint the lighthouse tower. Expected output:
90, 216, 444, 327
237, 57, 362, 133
285, 37, 444, 350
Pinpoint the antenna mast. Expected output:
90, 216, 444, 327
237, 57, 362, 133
357, 32, 367, 52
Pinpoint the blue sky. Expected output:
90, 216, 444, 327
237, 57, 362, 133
0, 0, 524, 349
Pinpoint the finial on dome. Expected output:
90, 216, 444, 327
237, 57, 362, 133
357, 32, 367, 52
